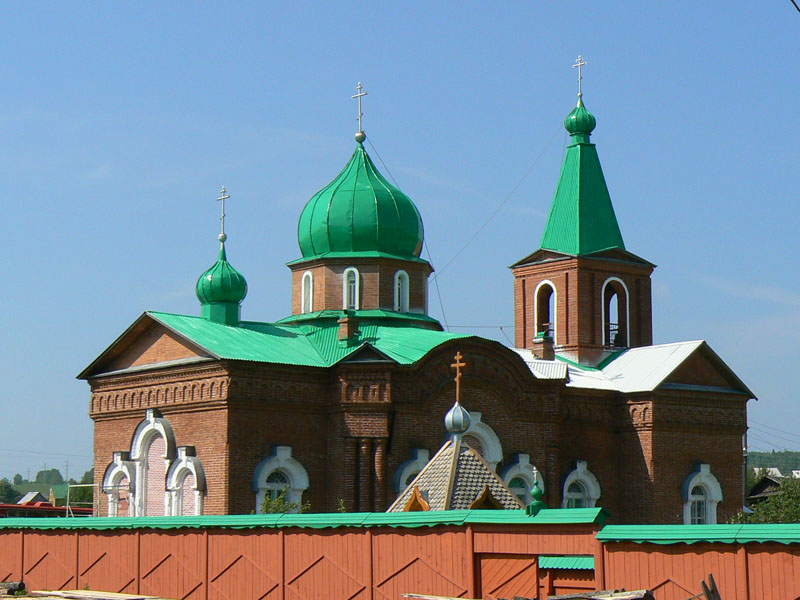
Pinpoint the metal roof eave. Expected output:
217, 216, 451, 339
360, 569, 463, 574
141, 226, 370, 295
76, 312, 218, 380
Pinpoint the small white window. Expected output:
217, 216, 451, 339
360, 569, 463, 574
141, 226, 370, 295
265, 470, 290, 500
561, 460, 601, 508
301, 271, 313, 314
253, 446, 309, 513
682, 464, 722, 524
343, 267, 360, 310
689, 486, 707, 524
565, 482, 587, 508
394, 270, 409, 312
501, 454, 545, 506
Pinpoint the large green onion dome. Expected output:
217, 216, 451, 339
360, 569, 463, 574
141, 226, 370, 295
196, 243, 248, 306
297, 141, 425, 261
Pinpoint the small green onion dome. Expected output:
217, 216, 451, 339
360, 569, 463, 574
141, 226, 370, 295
196, 244, 248, 305
297, 142, 424, 260
564, 97, 596, 136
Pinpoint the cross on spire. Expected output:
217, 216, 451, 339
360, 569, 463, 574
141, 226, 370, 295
352, 82, 368, 135
573, 54, 587, 98
216, 186, 230, 242
451, 351, 466, 404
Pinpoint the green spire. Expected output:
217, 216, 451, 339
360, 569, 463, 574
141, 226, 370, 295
196, 243, 248, 326
296, 141, 425, 261
539, 98, 625, 256
526, 479, 547, 516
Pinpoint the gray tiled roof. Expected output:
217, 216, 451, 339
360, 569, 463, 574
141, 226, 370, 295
387, 438, 523, 512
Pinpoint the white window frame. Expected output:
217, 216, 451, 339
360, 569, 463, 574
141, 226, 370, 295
561, 460, 601, 508
129, 409, 176, 517
166, 446, 207, 516
253, 446, 309, 513
394, 448, 430, 493
343, 267, 360, 310
682, 464, 722, 524
533, 280, 558, 344
501, 453, 545, 505
301, 271, 314, 314
102, 451, 135, 517
394, 270, 410, 313
463, 412, 503, 471
601, 276, 630, 347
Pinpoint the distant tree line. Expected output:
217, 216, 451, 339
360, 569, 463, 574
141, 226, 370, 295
0, 468, 94, 506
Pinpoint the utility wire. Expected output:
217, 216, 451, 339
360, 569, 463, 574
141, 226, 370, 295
750, 418, 800, 441
791, 0, 800, 13
365, 137, 450, 330
748, 424, 800, 447
433, 125, 563, 281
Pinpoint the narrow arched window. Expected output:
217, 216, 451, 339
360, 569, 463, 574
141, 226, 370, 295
265, 470, 290, 501
602, 277, 629, 347
508, 477, 530, 505
394, 270, 409, 313
301, 271, 313, 314
565, 481, 587, 508
343, 267, 360, 310
534, 281, 557, 342
689, 485, 707, 524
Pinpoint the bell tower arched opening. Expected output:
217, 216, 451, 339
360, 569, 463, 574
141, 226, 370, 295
602, 277, 629, 348
534, 280, 557, 343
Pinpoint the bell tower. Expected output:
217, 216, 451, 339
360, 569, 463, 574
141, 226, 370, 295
512, 62, 655, 366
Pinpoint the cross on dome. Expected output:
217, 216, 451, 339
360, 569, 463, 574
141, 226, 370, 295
451, 351, 466, 404
216, 186, 230, 243
573, 55, 587, 98
352, 82, 368, 142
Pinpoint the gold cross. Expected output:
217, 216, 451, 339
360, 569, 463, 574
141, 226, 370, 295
573, 55, 587, 98
216, 186, 230, 240
451, 351, 466, 404
352, 82, 368, 134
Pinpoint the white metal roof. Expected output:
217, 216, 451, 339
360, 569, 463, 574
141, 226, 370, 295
512, 349, 569, 380
515, 340, 754, 396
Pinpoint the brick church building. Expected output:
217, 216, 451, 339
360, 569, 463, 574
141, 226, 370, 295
80, 89, 753, 524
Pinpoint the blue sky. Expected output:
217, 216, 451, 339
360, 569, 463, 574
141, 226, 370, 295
1, 2, 798, 480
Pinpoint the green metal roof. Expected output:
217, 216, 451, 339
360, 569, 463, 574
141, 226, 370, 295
296, 142, 426, 262
539, 99, 625, 256
598, 524, 800, 545
538, 555, 595, 570
144, 310, 470, 369
0, 508, 608, 531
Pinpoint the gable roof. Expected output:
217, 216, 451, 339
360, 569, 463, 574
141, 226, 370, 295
387, 438, 523, 512
561, 340, 755, 397
79, 311, 474, 378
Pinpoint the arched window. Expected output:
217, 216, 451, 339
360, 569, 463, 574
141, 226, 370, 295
394, 448, 430, 494
301, 271, 313, 314
265, 470, 290, 500
343, 267, 360, 310
501, 453, 545, 505
561, 460, 601, 508
689, 486, 706, 524
102, 451, 135, 517
130, 409, 176, 517
682, 464, 722, 524
394, 270, 410, 313
565, 481, 588, 508
534, 280, 557, 343
462, 412, 503, 471
601, 277, 630, 347
253, 446, 309, 513
166, 446, 207, 516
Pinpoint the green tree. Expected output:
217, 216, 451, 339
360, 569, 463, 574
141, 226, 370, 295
35, 468, 64, 484
68, 468, 95, 506
0, 478, 21, 504
735, 478, 800, 524
12, 474, 23, 485
260, 489, 310, 514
